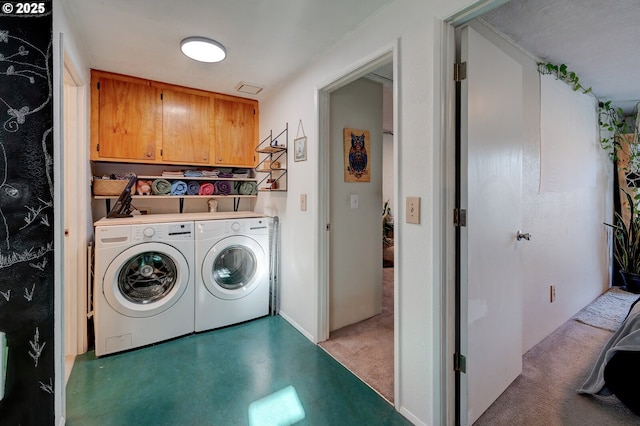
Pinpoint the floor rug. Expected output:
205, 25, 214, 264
573, 287, 640, 332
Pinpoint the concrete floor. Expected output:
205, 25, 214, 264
65, 315, 410, 425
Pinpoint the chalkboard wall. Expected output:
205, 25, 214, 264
0, 4, 55, 425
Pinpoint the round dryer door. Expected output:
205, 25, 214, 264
201, 235, 267, 300
103, 242, 190, 317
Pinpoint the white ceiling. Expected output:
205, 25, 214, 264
61, 0, 393, 100
62, 0, 639, 113
481, 0, 640, 114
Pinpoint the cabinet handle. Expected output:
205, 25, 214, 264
146, 152, 152, 157
218, 157, 222, 161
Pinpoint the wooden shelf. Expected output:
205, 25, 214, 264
255, 124, 288, 191
258, 188, 287, 192
137, 175, 256, 182
94, 195, 256, 200
256, 146, 286, 154
255, 168, 286, 173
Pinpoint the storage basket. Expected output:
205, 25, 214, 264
92, 179, 129, 196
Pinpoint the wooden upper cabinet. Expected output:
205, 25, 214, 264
213, 95, 258, 167
91, 70, 259, 167
161, 87, 213, 164
91, 71, 160, 162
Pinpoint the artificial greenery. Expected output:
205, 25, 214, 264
538, 63, 592, 94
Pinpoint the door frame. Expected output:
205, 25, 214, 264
316, 40, 399, 404
63, 50, 89, 357
440, 1, 511, 424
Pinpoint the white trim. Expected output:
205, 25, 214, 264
63, 50, 88, 356
279, 311, 316, 343
54, 30, 65, 426
446, 0, 510, 25
398, 407, 428, 426
316, 38, 400, 407
437, 18, 458, 426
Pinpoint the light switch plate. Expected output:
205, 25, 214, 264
406, 196, 420, 224
300, 194, 307, 212
350, 194, 359, 209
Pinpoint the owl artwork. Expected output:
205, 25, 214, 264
346, 131, 369, 181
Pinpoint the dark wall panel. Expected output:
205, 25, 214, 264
0, 3, 55, 425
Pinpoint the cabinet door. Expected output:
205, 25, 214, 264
91, 72, 159, 161
213, 96, 258, 167
161, 88, 213, 164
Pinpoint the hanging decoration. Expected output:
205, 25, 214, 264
343, 128, 370, 182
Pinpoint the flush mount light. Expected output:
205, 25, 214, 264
180, 37, 226, 63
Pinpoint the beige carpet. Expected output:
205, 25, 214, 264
319, 267, 394, 402
475, 290, 639, 425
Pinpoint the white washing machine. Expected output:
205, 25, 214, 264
195, 218, 270, 332
93, 221, 195, 356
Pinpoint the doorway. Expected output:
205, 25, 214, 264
63, 53, 89, 383
316, 46, 398, 405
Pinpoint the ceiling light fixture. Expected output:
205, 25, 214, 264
180, 37, 226, 63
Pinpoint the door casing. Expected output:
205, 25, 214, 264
316, 41, 399, 405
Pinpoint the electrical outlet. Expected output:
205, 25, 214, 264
300, 194, 307, 212
406, 197, 420, 224
550, 285, 556, 303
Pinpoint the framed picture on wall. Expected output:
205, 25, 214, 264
343, 128, 370, 182
294, 136, 307, 162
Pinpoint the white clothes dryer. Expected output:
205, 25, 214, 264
93, 221, 195, 356
195, 218, 270, 332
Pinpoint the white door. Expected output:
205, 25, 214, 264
459, 25, 524, 424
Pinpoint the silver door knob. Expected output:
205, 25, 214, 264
516, 230, 531, 241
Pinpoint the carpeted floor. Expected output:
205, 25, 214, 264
319, 267, 394, 402
475, 287, 640, 425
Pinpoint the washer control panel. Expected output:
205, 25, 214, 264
131, 222, 194, 242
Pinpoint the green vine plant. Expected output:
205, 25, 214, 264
538, 62, 639, 165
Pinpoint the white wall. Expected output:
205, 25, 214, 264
329, 78, 383, 331
471, 20, 613, 353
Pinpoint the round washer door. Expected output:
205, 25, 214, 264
201, 235, 267, 300
103, 242, 190, 317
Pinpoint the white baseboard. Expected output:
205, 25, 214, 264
399, 405, 427, 426
278, 311, 317, 343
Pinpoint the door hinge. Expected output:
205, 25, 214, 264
453, 208, 467, 227
160, 149, 163, 156
160, 93, 163, 100
326, 223, 331, 231
96, 143, 100, 152
454, 62, 467, 82
454, 353, 467, 373
96, 82, 100, 90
